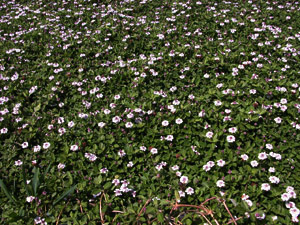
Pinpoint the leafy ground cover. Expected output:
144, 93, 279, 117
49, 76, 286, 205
0, 0, 300, 224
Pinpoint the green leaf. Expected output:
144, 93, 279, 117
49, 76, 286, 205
0, 179, 17, 203
157, 213, 164, 223
175, 190, 180, 202
34, 103, 41, 112
53, 184, 77, 205
94, 175, 102, 184
32, 167, 40, 195
103, 182, 112, 190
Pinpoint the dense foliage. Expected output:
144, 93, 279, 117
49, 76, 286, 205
0, 0, 300, 224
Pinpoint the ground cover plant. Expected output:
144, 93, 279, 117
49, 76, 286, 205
0, 0, 300, 224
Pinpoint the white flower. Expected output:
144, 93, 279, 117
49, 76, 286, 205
26, 196, 35, 203
43, 142, 51, 149
22, 142, 29, 148
140, 146, 146, 151
118, 150, 126, 157
58, 117, 64, 124
125, 122, 133, 128
176, 171, 182, 177
241, 194, 249, 200
15, 160, 23, 166
228, 127, 237, 133
214, 100, 222, 106
112, 116, 121, 123
266, 144, 273, 150
85, 153, 97, 161
198, 111, 206, 117
261, 183, 271, 191
250, 160, 259, 167
185, 187, 194, 195
203, 164, 211, 171
172, 165, 179, 171
217, 159, 225, 167
1, 128, 8, 134
100, 168, 108, 173
175, 118, 183, 124
150, 148, 158, 154
112, 179, 120, 186
206, 131, 214, 139
68, 121, 75, 127
216, 180, 225, 187
292, 216, 299, 223
269, 176, 280, 184
269, 167, 275, 172
281, 193, 291, 201
179, 190, 185, 197
290, 208, 300, 217
272, 216, 278, 221
155, 164, 163, 171
33, 145, 41, 153
246, 199, 253, 207
162, 120, 169, 126
70, 145, 78, 151
280, 98, 287, 104
286, 186, 295, 192
98, 122, 106, 128
274, 117, 282, 124
180, 176, 189, 184
286, 202, 296, 209
57, 163, 65, 169
127, 161, 134, 167
166, 135, 173, 141
241, 154, 249, 161
258, 152, 268, 160
226, 135, 235, 143
104, 109, 111, 114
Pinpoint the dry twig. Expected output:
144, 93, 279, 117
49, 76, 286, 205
55, 200, 70, 225
135, 199, 151, 223
99, 193, 105, 224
